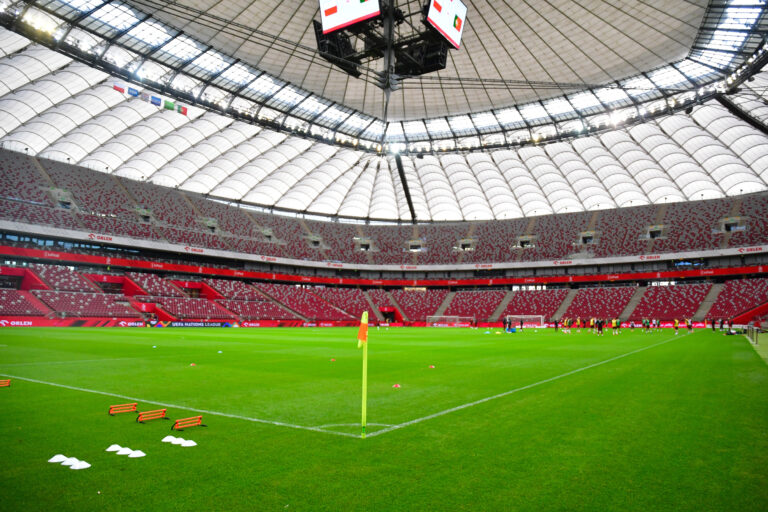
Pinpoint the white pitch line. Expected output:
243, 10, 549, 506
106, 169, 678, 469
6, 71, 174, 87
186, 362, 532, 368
315, 422, 394, 429
366, 335, 678, 438
0, 373, 358, 439
0, 357, 143, 368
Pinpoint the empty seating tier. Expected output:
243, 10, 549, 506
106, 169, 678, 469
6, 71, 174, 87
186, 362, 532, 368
0, 289, 49, 315
630, 283, 711, 321
34, 291, 140, 317
563, 287, 636, 320
708, 278, 768, 320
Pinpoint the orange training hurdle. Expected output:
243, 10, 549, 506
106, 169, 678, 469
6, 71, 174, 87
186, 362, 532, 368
0, 379, 10, 387
109, 402, 137, 415
136, 409, 168, 423
171, 416, 206, 431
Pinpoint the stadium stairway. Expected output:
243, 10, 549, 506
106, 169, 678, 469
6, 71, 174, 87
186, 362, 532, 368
306, 289, 357, 319
551, 289, 578, 321
362, 291, 385, 322
433, 291, 456, 317
252, 287, 309, 322
18, 290, 53, 316
211, 301, 239, 320
489, 291, 515, 322
693, 283, 725, 321
386, 290, 410, 322
30, 156, 56, 188
620, 286, 647, 320
720, 197, 744, 249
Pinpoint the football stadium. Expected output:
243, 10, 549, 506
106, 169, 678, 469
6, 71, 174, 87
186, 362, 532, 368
1, 0, 767, 510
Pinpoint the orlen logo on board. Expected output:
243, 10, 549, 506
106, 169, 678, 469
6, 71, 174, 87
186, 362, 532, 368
184, 246, 204, 254
88, 233, 113, 241
44, 252, 60, 258
639, 255, 660, 261
0, 319, 32, 326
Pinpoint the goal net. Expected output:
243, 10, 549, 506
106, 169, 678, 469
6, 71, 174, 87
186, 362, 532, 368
426, 315, 475, 327
504, 315, 545, 328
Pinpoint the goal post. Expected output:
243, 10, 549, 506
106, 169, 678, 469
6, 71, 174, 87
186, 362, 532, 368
504, 315, 545, 328
426, 315, 475, 327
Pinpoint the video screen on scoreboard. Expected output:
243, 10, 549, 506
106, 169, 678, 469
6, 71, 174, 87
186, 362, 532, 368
425, 0, 467, 49
319, 0, 381, 34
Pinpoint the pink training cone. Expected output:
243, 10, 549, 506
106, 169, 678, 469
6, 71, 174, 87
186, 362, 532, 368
190, 363, 196, 366
330, 358, 335, 362
392, 383, 401, 388
429, 365, 435, 368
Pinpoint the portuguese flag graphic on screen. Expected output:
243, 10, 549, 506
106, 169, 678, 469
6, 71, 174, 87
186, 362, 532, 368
454, 15, 462, 31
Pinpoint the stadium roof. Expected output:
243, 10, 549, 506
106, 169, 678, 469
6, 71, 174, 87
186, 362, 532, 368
0, 1, 767, 221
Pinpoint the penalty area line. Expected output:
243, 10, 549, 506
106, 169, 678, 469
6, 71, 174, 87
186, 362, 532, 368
367, 335, 679, 438
0, 373, 358, 439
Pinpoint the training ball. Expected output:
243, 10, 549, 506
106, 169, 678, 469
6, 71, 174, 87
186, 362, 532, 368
152, 345, 157, 348
429, 365, 435, 369
330, 358, 335, 362
190, 363, 196, 366
217, 350, 222, 354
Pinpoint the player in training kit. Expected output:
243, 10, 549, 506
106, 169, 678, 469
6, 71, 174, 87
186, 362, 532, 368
590, 317, 595, 334
596, 318, 603, 336
674, 318, 679, 335
686, 318, 692, 334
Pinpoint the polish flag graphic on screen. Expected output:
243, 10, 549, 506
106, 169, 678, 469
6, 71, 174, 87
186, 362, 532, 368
426, 0, 467, 49
319, 0, 381, 34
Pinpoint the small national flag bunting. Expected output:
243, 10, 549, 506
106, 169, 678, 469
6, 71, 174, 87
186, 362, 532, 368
324, 5, 337, 16
127, 87, 139, 97
140, 92, 150, 102
177, 105, 188, 116
150, 96, 161, 106
454, 15, 462, 31
163, 100, 175, 110
113, 84, 125, 93
433, 0, 442, 12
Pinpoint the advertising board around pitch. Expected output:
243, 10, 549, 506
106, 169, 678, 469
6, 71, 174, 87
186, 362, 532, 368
426, 0, 467, 49
319, 0, 381, 34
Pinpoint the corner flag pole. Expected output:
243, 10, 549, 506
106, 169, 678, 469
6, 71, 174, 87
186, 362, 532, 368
358, 311, 369, 439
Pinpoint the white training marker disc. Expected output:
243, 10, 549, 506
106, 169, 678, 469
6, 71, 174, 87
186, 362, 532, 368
48, 454, 66, 463
180, 440, 197, 447
171, 438, 185, 445
61, 457, 79, 466
128, 450, 146, 458
116, 447, 133, 455
161, 436, 177, 443
105, 444, 122, 452
70, 461, 91, 470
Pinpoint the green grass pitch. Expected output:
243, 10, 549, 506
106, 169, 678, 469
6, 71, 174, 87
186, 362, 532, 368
1, 326, 767, 511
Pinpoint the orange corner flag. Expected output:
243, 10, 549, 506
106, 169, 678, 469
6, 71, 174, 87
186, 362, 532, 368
357, 311, 369, 348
